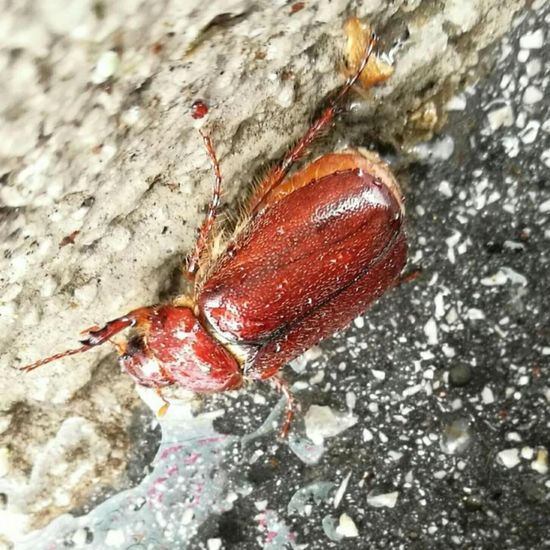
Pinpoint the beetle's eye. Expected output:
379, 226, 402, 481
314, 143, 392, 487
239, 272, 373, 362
123, 336, 146, 358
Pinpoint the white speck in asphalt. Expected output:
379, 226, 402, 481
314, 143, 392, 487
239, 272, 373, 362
497, 448, 520, 468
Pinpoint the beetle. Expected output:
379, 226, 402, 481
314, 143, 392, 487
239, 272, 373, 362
22, 31, 407, 436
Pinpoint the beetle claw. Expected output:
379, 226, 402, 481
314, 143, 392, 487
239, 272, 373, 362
155, 388, 171, 417
157, 403, 170, 417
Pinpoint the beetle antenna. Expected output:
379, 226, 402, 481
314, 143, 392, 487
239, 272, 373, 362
20, 345, 94, 372
20, 307, 152, 373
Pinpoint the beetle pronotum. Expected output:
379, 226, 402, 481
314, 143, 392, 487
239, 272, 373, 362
22, 28, 407, 437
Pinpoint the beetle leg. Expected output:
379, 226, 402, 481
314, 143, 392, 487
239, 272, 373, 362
78, 307, 152, 346
155, 387, 171, 417
398, 268, 421, 286
249, 32, 377, 215
186, 130, 224, 280
20, 307, 152, 372
271, 375, 296, 438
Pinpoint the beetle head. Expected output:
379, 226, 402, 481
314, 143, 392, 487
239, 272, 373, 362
136, 305, 243, 393
21, 304, 242, 395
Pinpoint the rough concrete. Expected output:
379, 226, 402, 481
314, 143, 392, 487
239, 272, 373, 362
0, 0, 532, 547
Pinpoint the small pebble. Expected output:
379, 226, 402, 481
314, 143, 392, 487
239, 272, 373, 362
367, 491, 399, 508
539, 198, 550, 213
363, 428, 374, 442
304, 405, 357, 445
487, 104, 514, 130
480, 271, 508, 286
497, 448, 520, 468
523, 86, 543, 105
519, 29, 544, 49
519, 120, 540, 144
531, 449, 549, 474
467, 308, 485, 320
438, 180, 453, 197
336, 513, 359, 538
424, 318, 438, 345
449, 365, 472, 387
481, 386, 495, 404
91, 51, 120, 85
520, 446, 534, 460
440, 419, 471, 455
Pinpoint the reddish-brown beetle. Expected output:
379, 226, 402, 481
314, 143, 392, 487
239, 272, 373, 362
22, 32, 407, 436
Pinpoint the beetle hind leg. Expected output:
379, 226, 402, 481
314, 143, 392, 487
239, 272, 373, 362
271, 375, 296, 438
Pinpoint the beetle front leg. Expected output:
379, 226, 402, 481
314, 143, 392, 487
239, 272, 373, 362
78, 307, 152, 347
186, 130, 224, 281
